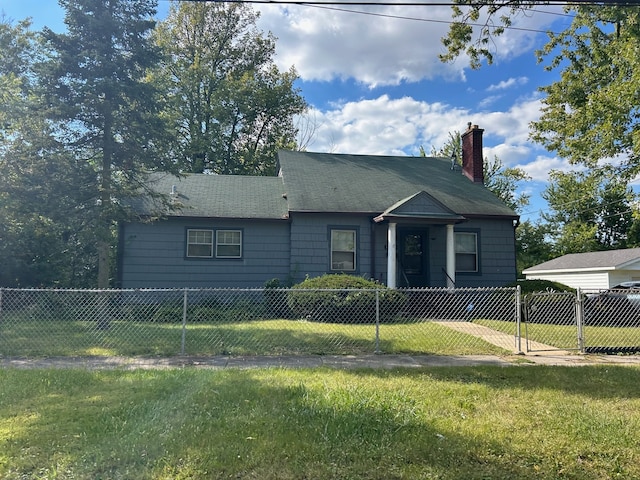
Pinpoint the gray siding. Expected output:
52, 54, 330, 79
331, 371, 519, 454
288, 213, 374, 284
455, 218, 517, 287
120, 215, 516, 289
119, 218, 290, 288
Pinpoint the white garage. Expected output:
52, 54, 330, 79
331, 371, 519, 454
522, 248, 640, 291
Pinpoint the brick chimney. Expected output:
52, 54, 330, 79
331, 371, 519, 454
461, 123, 484, 184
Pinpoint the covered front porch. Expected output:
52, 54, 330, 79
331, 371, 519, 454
373, 191, 467, 288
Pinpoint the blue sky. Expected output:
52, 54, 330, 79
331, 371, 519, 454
0, 0, 581, 222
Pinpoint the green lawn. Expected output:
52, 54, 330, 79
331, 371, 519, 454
0, 316, 508, 357
478, 319, 640, 351
1, 365, 640, 479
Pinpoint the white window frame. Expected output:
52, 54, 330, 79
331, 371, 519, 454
186, 229, 213, 258
216, 229, 242, 259
330, 229, 357, 271
455, 231, 478, 273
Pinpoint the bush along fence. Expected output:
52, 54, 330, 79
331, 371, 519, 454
0, 286, 639, 358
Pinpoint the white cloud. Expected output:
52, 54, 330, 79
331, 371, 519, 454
302, 95, 472, 155
301, 94, 546, 162
257, 3, 559, 87
487, 77, 529, 92
518, 155, 582, 182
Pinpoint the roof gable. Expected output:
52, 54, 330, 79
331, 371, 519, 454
374, 191, 466, 223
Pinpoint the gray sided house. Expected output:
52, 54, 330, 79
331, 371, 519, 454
118, 125, 519, 289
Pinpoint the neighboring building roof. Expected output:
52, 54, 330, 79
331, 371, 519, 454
141, 173, 289, 220
276, 150, 518, 218
523, 248, 640, 274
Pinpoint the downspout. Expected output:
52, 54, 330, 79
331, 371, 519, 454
370, 221, 376, 281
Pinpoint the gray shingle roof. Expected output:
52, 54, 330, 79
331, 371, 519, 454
276, 150, 518, 217
140, 151, 519, 221
523, 248, 640, 273
143, 173, 288, 219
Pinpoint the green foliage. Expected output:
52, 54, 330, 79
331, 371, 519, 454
39, 0, 177, 287
515, 220, 554, 275
153, 2, 307, 175
531, 5, 640, 176
441, 3, 640, 178
440, 1, 537, 68
542, 169, 637, 255
263, 278, 292, 318
287, 274, 406, 323
508, 279, 575, 295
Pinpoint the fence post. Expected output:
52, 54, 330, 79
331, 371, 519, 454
0, 288, 3, 326
181, 288, 188, 356
374, 289, 381, 354
576, 287, 585, 353
515, 285, 523, 354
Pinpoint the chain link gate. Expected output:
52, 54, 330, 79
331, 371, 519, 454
522, 291, 582, 353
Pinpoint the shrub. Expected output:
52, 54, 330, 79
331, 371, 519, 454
287, 274, 406, 323
263, 278, 292, 318
509, 279, 575, 295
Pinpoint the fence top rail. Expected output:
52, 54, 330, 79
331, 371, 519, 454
0, 286, 518, 294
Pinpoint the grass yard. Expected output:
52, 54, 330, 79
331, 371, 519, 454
1, 365, 640, 479
478, 319, 640, 351
0, 317, 508, 357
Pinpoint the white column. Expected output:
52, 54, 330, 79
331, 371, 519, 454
387, 222, 397, 288
446, 224, 456, 288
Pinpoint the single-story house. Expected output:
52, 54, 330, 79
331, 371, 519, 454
522, 248, 640, 291
117, 124, 519, 289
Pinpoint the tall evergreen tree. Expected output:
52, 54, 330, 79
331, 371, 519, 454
153, 1, 307, 175
40, 0, 175, 287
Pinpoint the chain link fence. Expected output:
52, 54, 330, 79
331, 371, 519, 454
3, 286, 639, 359
523, 288, 640, 354
0, 287, 517, 358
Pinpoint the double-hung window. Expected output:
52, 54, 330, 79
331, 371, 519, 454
455, 232, 478, 272
186, 228, 242, 259
331, 229, 356, 271
186, 229, 213, 258
216, 230, 242, 258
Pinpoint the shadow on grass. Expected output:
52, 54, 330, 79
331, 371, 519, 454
0, 318, 507, 357
354, 364, 640, 400
0, 368, 575, 479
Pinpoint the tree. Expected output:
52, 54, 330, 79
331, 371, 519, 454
442, 3, 640, 177
40, 0, 175, 288
153, 1, 307, 175
541, 169, 636, 255
429, 130, 531, 212
0, 18, 94, 287
515, 220, 553, 275
440, 1, 537, 69
531, 5, 640, 177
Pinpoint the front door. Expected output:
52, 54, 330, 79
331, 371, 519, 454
398, 228, 429, 287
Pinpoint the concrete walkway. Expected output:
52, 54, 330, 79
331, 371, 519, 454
435, 321, 574, 355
